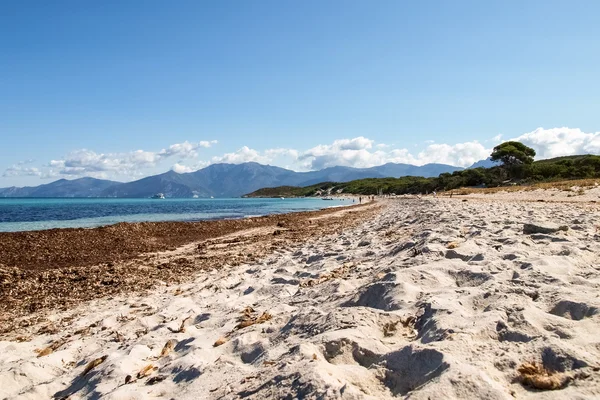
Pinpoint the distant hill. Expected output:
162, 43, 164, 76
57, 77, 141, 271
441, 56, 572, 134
189, 163, 300, 198
0, 177, 120, 197
100, 162, 463, 198
100, 170, 212, 198
467, 158, 499, 169
373, 162, 463, 177
292, 163, 463, 187
0, 161, 465, 198
246, 154, 600, 197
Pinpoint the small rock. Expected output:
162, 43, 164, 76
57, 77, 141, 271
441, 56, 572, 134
445, 249, 484, 262
146, 375, 167, 385
523, 223, 568, 235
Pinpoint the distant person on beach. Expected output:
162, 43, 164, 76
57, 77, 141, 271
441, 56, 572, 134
359, 197, 362, 204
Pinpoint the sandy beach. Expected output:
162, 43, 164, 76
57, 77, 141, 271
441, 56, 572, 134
0, 203, 376, 336
1, 191, 600, 399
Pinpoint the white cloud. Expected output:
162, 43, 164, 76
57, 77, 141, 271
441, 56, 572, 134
40, 169, 60, 179
199, 137, 492, 171
299, 137, 490, 169
415, 141, 491, 167
129, 150, 161, 165
171, 163, 195, 174
512, 127, 600, 159
40, 140, 217, 178
158, 140, 217, 158
199, 140, 218, 148
2, 165, 42, 177
300, 138, 381, 170
333, 137, 374, 151
264, 148, 299, 159
211, 146, 271, 164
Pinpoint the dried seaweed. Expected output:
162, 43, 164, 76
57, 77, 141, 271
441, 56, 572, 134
159, 339, 177, 358
236, 308, 273, 330
36, 338, 67, 358
81, 355, 108, 377
517, 362, 570, 390
0, 203, 378, 337
299, 264, 352, 287
137, 364, 157, 379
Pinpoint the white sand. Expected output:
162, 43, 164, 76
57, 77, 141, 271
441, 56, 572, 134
461, 185, 600, 203
1, 194, 600, 399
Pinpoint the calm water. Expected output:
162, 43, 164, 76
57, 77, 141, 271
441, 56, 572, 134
0, 198, 351, 232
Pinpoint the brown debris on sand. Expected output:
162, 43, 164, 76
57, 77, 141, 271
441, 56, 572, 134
0, 205, 379, 336
236, 307, 273, 330
36, 338, 67, 357
176, 316, 191, 333
137, 364, 157, 379
299, 263, 352, 287
0, 203, 377, 337
517, 362, 571, 390
159, 339, 177, 358
112, 331, 125, 342
81, 355, 108, 377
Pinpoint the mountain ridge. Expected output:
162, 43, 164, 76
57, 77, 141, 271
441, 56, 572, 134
0, 177, 121, 198
0, 161, 466, 198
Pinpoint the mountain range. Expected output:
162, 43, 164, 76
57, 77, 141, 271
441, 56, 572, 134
0, 177, 119, 198
0, 161, 482, 198
466, 157, 499, 169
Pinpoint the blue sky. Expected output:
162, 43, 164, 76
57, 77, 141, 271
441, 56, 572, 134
1, 1, 600, 186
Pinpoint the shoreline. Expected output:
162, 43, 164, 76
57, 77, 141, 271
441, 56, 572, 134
0, 197, 357, 233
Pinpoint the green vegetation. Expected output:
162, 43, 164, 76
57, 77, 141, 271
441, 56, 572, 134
246, 149, 600, 197
491, 141, 536, 166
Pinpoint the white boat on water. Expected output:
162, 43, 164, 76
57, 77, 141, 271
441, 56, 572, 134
322, 197, 334, 200
280, 197, 285, 199
151, 193, 165, 199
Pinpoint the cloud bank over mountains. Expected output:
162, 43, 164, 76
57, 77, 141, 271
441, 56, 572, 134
3, 127, 599, 182
515, 128, 600, 159
4, 141, 219, 180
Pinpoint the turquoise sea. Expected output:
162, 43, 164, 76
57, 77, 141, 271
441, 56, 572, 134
0, 198, 351, 232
